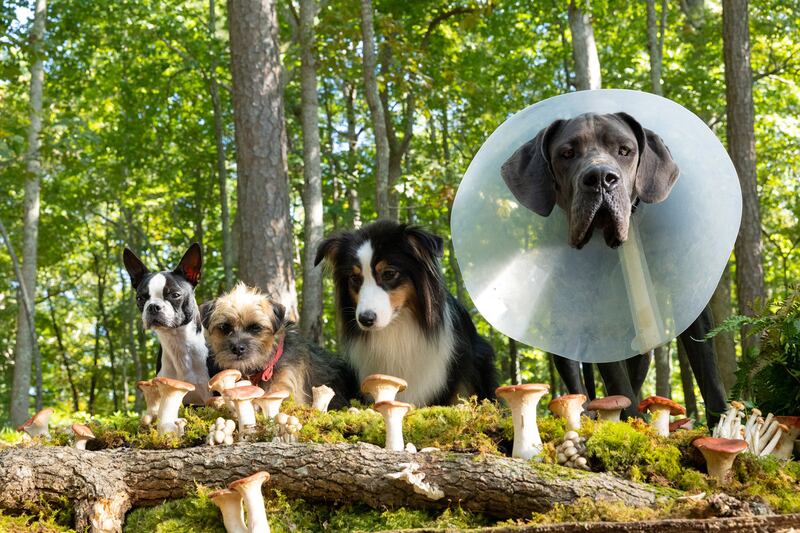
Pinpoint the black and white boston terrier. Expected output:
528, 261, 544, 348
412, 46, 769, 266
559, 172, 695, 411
123, 243, 210, 404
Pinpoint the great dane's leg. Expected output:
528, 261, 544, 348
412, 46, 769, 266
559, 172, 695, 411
551, 354, 588, 396
582, 363, 596, 400
626, 351, 653, 399
678, 305, 727, 427
596, 361, 639, 419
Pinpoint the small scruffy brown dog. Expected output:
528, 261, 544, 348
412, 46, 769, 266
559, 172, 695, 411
203, 282, 358, 409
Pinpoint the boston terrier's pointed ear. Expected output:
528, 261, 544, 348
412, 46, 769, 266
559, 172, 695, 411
123, 247, 149, 289
174, 243, 202, 286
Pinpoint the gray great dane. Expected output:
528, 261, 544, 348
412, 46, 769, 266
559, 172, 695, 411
501, 112, 727, 424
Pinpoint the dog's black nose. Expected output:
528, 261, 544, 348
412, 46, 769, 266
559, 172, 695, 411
231, 343, 247, 356
358, 311, 377, 328
147, 302, 162, 314
581, 166, 620, 192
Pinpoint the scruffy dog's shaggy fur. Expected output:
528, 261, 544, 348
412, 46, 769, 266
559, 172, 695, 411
203, 283, 358, 409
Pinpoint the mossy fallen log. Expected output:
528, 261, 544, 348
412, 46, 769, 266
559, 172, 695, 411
0, 441, 663, 533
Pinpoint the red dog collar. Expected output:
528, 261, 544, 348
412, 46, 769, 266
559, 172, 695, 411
248, 335, 285, 386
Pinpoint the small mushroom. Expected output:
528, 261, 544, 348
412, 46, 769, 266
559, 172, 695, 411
772, 416, 800, 460
223, 385, 265, 434
208, 369, 243, 395
693, 437, 747, 483
669, 418, 694, 433
285, 415, 302, 443
311, 385, 336, 412
208, 417, 237, 446
229, 471, 271, 533
361, 374, 408, 403
496, 383, 550, 460
71, 423, 95, 450
548, 394, 587, 431
638, 396, 685, 437
374, 400, 412, 451
586, 395, 631, 422
153, 377, 196, 436
253, 389, 290, 419
206, 396, 227, 410
760, 423, 789, 457
209, 488, 248, 533
137, 379, 161, 425
18, 408, 55, 438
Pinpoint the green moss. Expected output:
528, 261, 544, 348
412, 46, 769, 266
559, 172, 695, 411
0, 512, 73, 533
124, 487, 225, 532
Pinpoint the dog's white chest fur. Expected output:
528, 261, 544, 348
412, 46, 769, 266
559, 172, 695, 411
156, 322, 210, 403
346, 308, 454, 406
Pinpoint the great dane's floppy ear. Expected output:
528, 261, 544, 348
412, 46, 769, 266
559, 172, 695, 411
500, 119, 564, 217
613, 112, 679, 204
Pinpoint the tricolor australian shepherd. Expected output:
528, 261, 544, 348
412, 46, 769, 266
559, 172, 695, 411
314, 220, 497, 406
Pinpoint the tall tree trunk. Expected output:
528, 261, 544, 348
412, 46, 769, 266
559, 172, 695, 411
568, 0, 601, 90
359, 0, 391, 220
45, 291, 80, 412
680, 0, 705, 29
722, 0, 765, 357
209, 0, 233, 290
677, 340, 698, 420
10, 0, 47, 426
344, 84, 362, 228
646, 0, 667, 96
228, 0, 298, 314
299, 0, 324, 344
710, 265, 737, 394
654, 345, 671, 399
508, 339, 521, 385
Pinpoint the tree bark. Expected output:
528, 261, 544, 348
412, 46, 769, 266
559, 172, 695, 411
208, 0, 234, 291
710, 265, 737, 394
508, 339, 521, 385
722, 0, 766, 357
343, 84, 363, 228
0, 442, 661, 532
299, 0, 324, 344
10, 0, 47, 427
228, 0, 298, 314
359, 0, 391, 220
568, 0, 601, 91
45, 291, 80, 412
646, 0, 667, 96
654, 345, 671, 399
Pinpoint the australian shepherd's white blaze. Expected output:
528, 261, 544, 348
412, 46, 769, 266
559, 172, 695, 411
315, 220, 498, 406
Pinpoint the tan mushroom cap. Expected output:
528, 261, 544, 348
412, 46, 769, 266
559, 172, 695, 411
361, 374, 408, 393
208, 487, 239, 500
208, 369, 243, 390
374, 400, 413, 414
136, 380, 155, 391
548, 394, 587, 411
775, 416, 800, 430
693, 436, 748, 454
71, 423, 95, 438
263, 389, 291, 399
18, 407, 54, 431
669, 418, 692, 432
587, 395, 631, 411
153, 376, 196, 391
638, 395, 685, 416
496, 383, 550, 397
223, 385, 265, 401
228, 471, 271, 490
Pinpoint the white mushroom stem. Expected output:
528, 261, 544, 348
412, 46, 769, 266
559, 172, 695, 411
233, 399, 256, 430
210, 489, 247, 533
311, 385, 336, 413
760, 425, 787, 457
509, 397, 544, 459
156, 388, 190, 436
140, 388, 160, 424
596, 409, 623, 422
760, 413, 774, 435
231, 476, 270, 533
254, 397, 284, 418
649, 406, 672, 437
702, 452, 738, 483
74, 436, 90, 450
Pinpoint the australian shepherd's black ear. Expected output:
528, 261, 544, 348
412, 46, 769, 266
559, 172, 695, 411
316, 219, 498, 407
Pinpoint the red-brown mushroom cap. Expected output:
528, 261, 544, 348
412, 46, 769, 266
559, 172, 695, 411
71, 423, 95, 439
496, 383, 550, 397
587, 395, 631, 411
228, 471, 270, 490
223, 385, 265, 401
208, 369, 243, 390
373, 400, 413, 414
360, 374, 408, 394
775, 416, 800, 430
153, 377, 196, 392
18, 407, 54, 431
638, 396, 685, 416
693, 437, 748, 454
548, 394, 587, 411
136, 380, 154, 391
669, 418, 692, 432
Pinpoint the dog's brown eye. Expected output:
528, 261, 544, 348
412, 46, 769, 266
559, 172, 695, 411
246, 324, 263, 334
349, 273, 361, 286
218, 323, 233, 335
619, 146, 631, 156
381, 269, 399, 283
561, 148, 574, 159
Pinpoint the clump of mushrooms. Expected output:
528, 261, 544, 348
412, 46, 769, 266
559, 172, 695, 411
496, 383, 550, 460
374, 400, 412, 451
638, 396, 685, 437
71, 423, 95, 450
693, 437, 748, 483
223, 385, 265, 435
18, 408, 55, 438
555, 430, 589, 470
712, 400, 746, 439
137, 379, 161, 425
311, 385, 336, 412
209, 369, 244, 416
274, 413, 302, 443
586, 395, 631, 422
228, 471, 271, 533
361, 374, 407, 403
773, 416, 800, 460
208, 417, 237, 446
209, 488, 247, 533
153, 377, 196, 436
253, 389, 290, 419
548, 394, 587, 431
